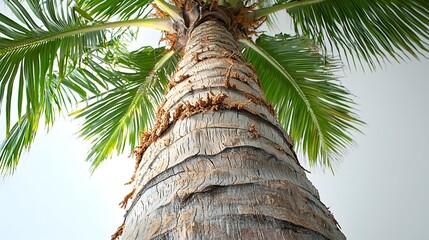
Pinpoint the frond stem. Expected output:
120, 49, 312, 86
247, 0, 323, 19
153, 0, 182, 22
0, 18, 173, 55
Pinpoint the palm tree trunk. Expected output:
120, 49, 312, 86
122, 20, 345, 239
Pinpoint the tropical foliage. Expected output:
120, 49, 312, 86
1, 0, 428, 175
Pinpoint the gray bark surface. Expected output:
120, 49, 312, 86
122, 20, 345, 240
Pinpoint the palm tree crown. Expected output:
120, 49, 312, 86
0, 0, 428, 176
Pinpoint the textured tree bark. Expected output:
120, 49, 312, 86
122, 20, 345, 239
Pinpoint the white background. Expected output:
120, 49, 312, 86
1, 3, 429, 239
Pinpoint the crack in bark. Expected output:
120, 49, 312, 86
179, 183, 252, 206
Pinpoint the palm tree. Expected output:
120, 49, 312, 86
1, 0, 428, 239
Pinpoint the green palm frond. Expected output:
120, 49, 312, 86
253, 0, 281, 31
0, 0, 175, 175
77, 0, 152, 20
71, 46, 178, 170
0, 112, 40, 175
0, 71, 98, 175
0, 0, 106, 134
241, 34, 363, 169
0, 0, 108, 174
285, 0, 429, 69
